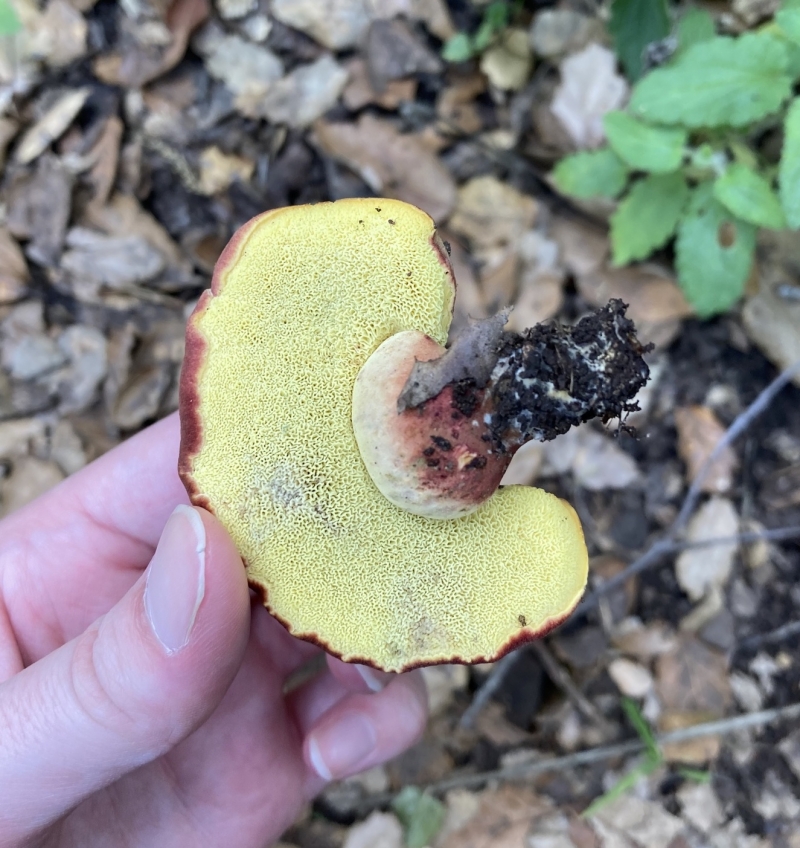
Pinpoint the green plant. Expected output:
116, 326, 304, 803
552, 4, 800, 317
392, 786, 446, 848
442, 0, 519, 62
0, 0, 21, 37
582, 698, 709, 818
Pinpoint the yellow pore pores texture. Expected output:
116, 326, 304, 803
184, 198, 588, 672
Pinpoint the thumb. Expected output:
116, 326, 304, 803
0, 505, 250, 842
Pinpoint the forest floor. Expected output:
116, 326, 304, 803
1, 1, 799, 846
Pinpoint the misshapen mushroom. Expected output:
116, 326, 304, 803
180, 199, 591, 672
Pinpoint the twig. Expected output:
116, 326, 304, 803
353, 702, 800, 814
736, 619, 800, 653
530, 642, 615, 736
461, 359, 800, 726
672, 357, 800, 535
576, 525, 800, 616
459, 650, 522, 728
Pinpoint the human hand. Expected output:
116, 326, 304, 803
0, 413, 427, 847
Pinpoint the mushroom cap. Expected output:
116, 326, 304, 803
179, 198, 588, 672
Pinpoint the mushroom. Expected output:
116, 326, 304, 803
179, 198, 647, 672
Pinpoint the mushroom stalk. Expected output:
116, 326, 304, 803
353, 300, 651, 519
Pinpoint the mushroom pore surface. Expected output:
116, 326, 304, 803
179, 198, 588, 672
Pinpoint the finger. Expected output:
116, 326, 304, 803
1, 414, 187, 655
300, 672, 428, 792
326, 655, 394, 694
249, 603, 321, 680
0, 506, 250, 844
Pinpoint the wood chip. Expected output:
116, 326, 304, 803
15, 87, 90, 166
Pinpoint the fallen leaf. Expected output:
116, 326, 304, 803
656, 634, 732, 714
260, 54, 349, 128
6, 153, 73, 266
84, 115, 123, 214
449, 175, 538, 253
373, 0, 455, 41
14, 87, 90, 166
0, 228, 30, 304
420, 664, 469, 717
550, 215, 608, 276
94, 0, 209, 88
271, 0, 372, 50
551, 43, 628, 149
590, 796, 684, 848
366, 17, 441, 92
674, 406, 737, 494
312, 114, 457, 221
343, 811, 403, 848
611, 619, 677, 661
198, 146, 255, 195
529, 9, 600, 59
576, 264, 691, 348
675, 496, 739, 601
677, 782, 725, 835
203, 34, 283, 115
436, 74, 486, 136
0, 418, 46, 458
438, 786, 551, 848
540, 426, 641, 490
480, 28, 533, 91
343, 57, 417, 110
608, 657, 654, 698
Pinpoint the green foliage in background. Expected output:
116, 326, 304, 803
392, 786, 446, 848
609, 0, 670, 80
553, 3, 800, 317
442, 0, 519, 62
0, 0, 21, 37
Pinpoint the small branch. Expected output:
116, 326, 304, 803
352, 702, 800, 814
530, 642, 615, 736
736, 619, 800, 653
459, 650, 522, 728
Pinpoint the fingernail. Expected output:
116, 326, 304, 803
308, 712, 376, 781
145, 505, 206, 655
356, 664, 388, 692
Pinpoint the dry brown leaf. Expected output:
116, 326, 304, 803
449, 176, 538, 253
312, 114, 457, 221
198, 146, 255, 195
343, 58, 417, 110
0, 228, 30, 304
480, 249, 519, 308
35, 0, 87, 67
94, 0, 209, 88
439, 231, 485, 333
529, 10, 600, 59
272, 0, 371, 50
507, 270, 564, 331
590, 796, 684, 848
611, 620, 677, 661
674, 406, 737, 494
374, 0, 455, 41
675, 496, 739, 601
366, 18, 442, 92
438, 786, 551, 848
436, 74, 486, 136
7, 153, 73, 266
550, 215, 608, 277
84, 115, 123, 214
577, 264, 691, 348
15, 87, 90, 165
479, 28, 533, 92
343, 812, 403, 848
656, 636, 732, 712
260, 55, 349, 128
551, 44, 628, 149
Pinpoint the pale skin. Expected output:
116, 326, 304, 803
0, 413, 428, 847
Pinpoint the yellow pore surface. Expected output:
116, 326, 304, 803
187, 198, 588, 672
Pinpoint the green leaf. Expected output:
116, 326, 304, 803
676, 8, 715, 53
474, 1, 509, 51
603, 111, 687, 173
621, 697, 660, 760
442, 32, 475, 62
780, 97, 800, 227
0, 0, 21, 37
777, 8, 800, 44
609, 0, 670, 81
675, 184, 756, 317
713, 163, 785, 229
630, 33, 793, 128
392, 787, 446, 848
552, 149, 628, 199
611, 172, 690, 264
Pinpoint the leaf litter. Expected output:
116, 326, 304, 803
1, 0, 799, 846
